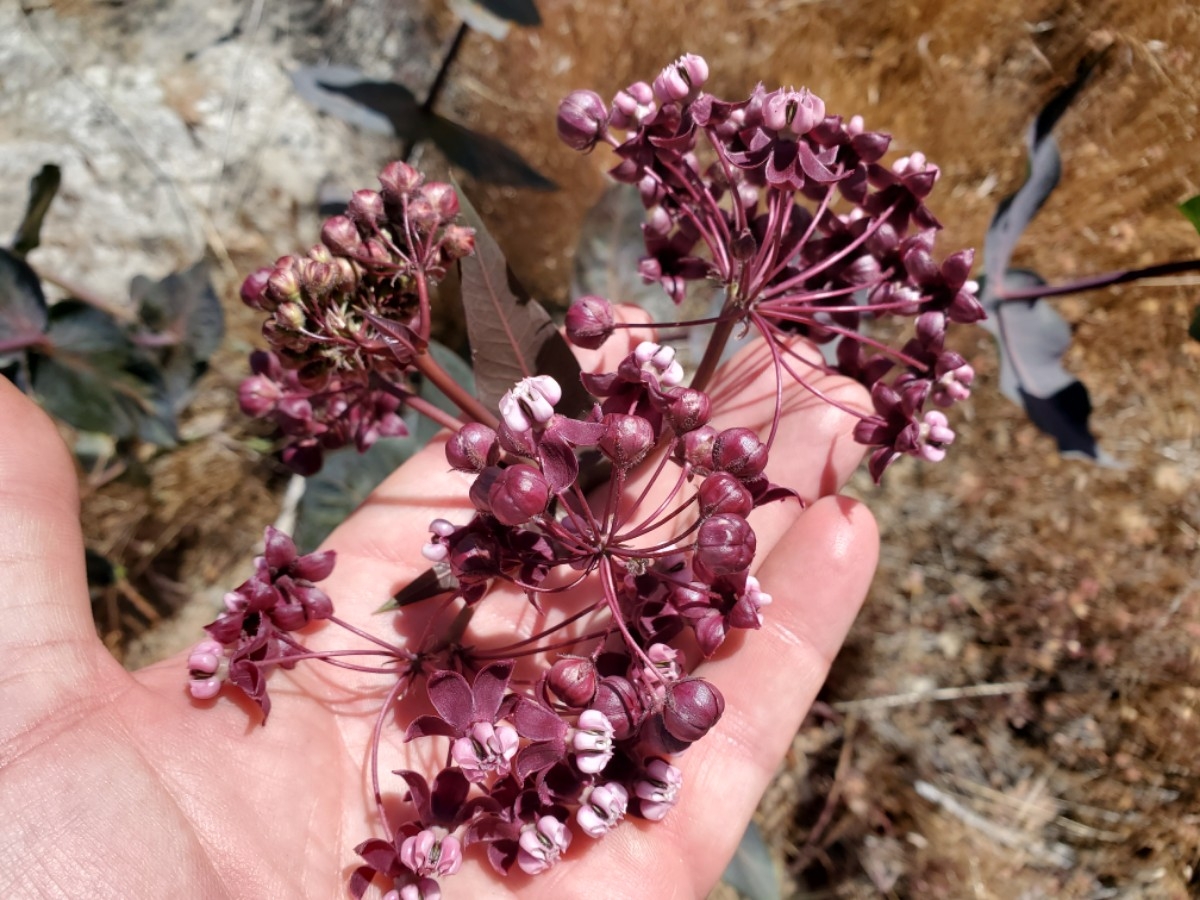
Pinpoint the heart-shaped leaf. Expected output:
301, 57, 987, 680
456, 183, 587, 416
12, 164, 61, 258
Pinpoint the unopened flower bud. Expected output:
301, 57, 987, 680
446, 423, 499, 472
379, 160, 422, 200
661, 387, 711, 433
238, 374, 282, 418
697, 471, 753, 518
675, 424, 717, 470
548, 656, 597, 708
274, 301, 307, 331
662, 677, 724, 743
591, 676, 644, 740
565, 295, 615, 350
421, 182, 459, 221
347, 189, 385, 226
557, 89, 609, 152
695, 513, 756, 576
488, 464, 551, 526
299, 259, 338, 298
577, 782, 630, 838
267, 263, 303, 305
406, 195, 439, 233
240, 267, 273, 310
599, 413, 656, 469
439, 225, 475, 260
712, 427, 768, 478
321, 215, 362, 256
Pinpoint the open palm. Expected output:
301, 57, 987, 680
0, 330, 878, 900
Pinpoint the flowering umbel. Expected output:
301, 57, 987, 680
190, 52, 980, 899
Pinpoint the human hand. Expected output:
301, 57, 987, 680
0, 328, 878, 899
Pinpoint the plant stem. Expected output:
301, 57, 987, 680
407, 393, 463, 432
412, 351, 499, 428
996, 258, 1200, 302
689, 300, 739, 392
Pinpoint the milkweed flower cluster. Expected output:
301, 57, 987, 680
559, 53, 981, 479
188, 53, 980, 898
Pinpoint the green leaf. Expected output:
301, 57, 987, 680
12, 164, 61, 258
1180, 194, 1200, 236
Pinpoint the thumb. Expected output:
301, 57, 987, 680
0, 379, 119, 736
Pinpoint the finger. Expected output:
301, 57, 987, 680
0, 380, 121, 731
673, 495, 878, 891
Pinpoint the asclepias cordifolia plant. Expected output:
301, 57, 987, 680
187, 53, 979, 899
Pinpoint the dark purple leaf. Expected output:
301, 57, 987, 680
290, 66, 415, 137
425, 115, 556, 191
979, 59, 1109, 462
475, 0, 541, 26
132, 260, 224, 363
0, 247, 48, 366
12, 164, 60, 257
456, 184, 586, 416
